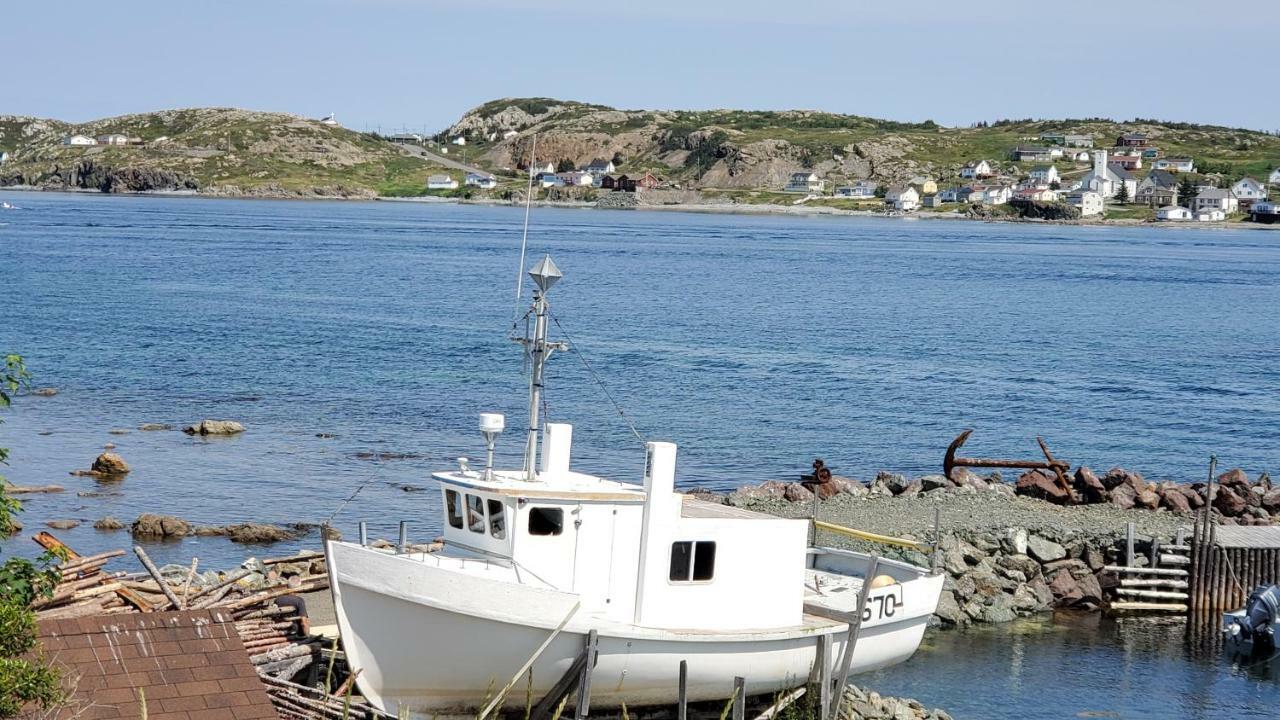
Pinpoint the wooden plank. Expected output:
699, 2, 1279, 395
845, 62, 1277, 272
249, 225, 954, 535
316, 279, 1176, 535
574, 629, 598, 720
1120, 579, 1188, 589
815, 634, 832, 720
1159, 554, 1190, 566
829, 556, 878, 720
1103, 565, 1187, 577
732, 677, 746, 720
481, 601, 581, 720
1116, 588, 1189, 600
1111, 601, 1188, 612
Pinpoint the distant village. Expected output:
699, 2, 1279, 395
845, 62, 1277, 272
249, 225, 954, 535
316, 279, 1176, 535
793, 131, 1279, 223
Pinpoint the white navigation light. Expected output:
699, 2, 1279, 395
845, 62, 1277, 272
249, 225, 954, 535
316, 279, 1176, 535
480, 413, 505, 480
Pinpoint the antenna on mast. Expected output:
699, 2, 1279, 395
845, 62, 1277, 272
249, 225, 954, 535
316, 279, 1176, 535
518, 255, 567, 482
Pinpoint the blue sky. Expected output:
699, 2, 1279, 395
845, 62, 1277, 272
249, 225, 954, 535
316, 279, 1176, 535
7, 0, 1274, 132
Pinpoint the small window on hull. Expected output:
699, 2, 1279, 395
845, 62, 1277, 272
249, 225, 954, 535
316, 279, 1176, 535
670, 541, 716, 582
529, 507, 563, 536
467, 494, 485, 534
488, 499, 506, 539
446, 490, 463, 529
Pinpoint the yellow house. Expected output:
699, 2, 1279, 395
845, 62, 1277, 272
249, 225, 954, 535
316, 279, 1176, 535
909, 176, 938, 194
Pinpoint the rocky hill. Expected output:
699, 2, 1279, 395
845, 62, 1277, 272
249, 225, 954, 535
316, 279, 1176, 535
0, 108, 441, 197
446, 98, 1280, 189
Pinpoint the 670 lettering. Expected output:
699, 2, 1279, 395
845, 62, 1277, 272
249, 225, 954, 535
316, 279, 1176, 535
861, 589, 904, 623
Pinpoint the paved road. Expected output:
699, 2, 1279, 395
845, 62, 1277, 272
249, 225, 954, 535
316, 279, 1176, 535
396, 143, 493, 177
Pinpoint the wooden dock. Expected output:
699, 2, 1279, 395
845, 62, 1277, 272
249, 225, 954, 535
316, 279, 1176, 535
1188, 514, 1280, 616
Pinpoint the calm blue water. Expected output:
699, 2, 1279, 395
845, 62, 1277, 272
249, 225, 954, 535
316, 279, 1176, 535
3, 190, 1279, 717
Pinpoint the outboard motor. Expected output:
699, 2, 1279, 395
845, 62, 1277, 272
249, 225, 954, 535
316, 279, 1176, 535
1225, 584, 1280, 654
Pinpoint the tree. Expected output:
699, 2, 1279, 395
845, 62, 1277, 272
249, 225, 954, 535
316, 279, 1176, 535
1115, 180, 1129, 203
1178, 177, 1197, 207
1049, 180, 1061, 190
1, 355, 64, 718
874, 184, 888, 199
555, 158, 575, 173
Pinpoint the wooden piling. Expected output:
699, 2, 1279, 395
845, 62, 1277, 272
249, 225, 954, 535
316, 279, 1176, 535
677, 660, 688, 720
733, 676, 746, 720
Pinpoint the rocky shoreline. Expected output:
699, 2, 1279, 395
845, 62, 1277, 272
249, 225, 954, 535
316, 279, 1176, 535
699, 464, 1274, 627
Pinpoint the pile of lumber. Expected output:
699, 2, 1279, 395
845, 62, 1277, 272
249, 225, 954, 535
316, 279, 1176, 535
28, 533, 377, 719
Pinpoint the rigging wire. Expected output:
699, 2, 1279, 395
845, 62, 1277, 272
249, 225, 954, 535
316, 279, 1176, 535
512, 133, 537, 322
549, 312, 645, 445
323, 459, 390, 527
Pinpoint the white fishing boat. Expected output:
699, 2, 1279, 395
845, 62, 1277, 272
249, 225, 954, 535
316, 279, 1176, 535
326, 256, 944, 716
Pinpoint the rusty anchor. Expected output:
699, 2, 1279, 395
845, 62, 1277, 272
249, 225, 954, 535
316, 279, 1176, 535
943, 429, 1071, 491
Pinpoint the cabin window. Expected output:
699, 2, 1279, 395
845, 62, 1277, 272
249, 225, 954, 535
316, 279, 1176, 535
467, 494, 486, 534
488, 499, 506, 539
446, 490, 463, 530
669, 541, 716, 583
528, 507, 563, 536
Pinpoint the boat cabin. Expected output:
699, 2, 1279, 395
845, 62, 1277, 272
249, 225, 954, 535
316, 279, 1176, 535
433, 422, 808, 631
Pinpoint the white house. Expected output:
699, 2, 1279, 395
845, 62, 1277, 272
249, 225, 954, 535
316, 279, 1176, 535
388, 133, 424, 145
961, 160, 994, 179
62, 134, 96, 146
1270, 168, 1280, 186
539, 174, 566, 188
1079, 151, 1137, 199
1250, 200, 1279, 221
884, 185, 920, 211
1066, 189, 1104, 216
96, 133, 128, 146
464, 172, 497, 189
965, 184, 1012, 205
922, 194, 947, 208
451, 136, 467, 146
1069, 150, 1091, 162
534, 162, 555, 175
784, 171, 824, 193
1231, 177, 1268, 204
558, 171, 595, 187
1193, 187, 1239, 214
502, 130, 519, 140
318, 114, 339, 126
1013, 187, 1058, 202
1156, 206, 1192, 221
1028, 165, 1060, 185
1195, 208, 1226, 222
427, 174, 459, 190
834, 180, 878, 198
584, 158, 616, 175
1153, 157, 1195, 173
0, 151, 8, 164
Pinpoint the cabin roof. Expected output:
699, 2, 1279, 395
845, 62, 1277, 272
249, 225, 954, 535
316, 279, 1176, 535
433, 468, 647, 502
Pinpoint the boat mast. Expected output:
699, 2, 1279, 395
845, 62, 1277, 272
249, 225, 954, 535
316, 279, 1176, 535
521, 255, 565, 482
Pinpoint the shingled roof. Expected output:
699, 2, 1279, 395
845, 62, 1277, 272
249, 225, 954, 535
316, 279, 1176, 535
36, 610, 278, 720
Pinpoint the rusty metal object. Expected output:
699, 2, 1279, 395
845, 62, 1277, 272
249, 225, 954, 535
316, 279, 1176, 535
943, 429, 1071, 491
800, 458, 833, 489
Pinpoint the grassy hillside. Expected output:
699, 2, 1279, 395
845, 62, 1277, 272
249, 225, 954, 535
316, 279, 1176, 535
447, 98, 1280, 190
0, 108, 445, 196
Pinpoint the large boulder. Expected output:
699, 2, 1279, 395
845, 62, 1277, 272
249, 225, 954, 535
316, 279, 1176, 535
875, 472, 912, 495
1102, 467, 1142, 491
1214, 486, 1248, 517
131, 513, 191, 537
1073, 467, 1108, 502
933, 590, 966, 626
728, 480, 787, 504
90, 452, 130, 476
1015, 470, 1070, 504
782, 482, 814, 502
225, 523, 298, 544
93, 516, 124, 530
183, 419, 246, 436
920, 475, 954, 493
829, 475, 867, 497
1135, 489, 1161, 510
1161, 486, 1192, 514
1026, 534, 1067, 563
1109, 484, 1137, 510
1262, 488, 1280, 513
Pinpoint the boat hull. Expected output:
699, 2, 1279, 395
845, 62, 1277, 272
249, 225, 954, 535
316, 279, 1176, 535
327, 542, 940, 715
